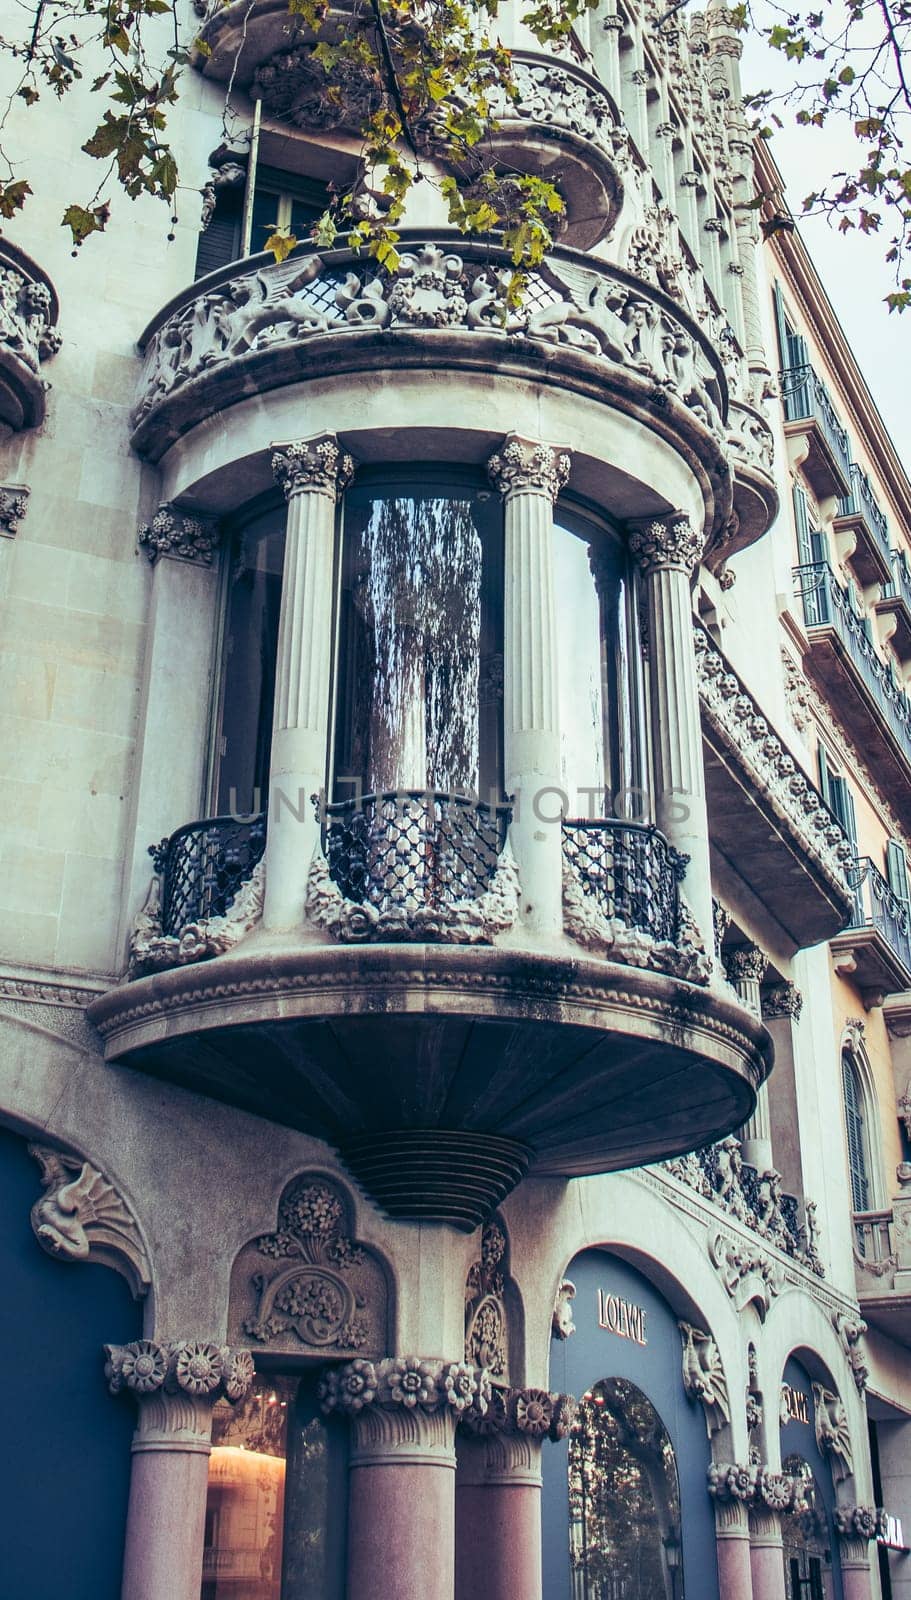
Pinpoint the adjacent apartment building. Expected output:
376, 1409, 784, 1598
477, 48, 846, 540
1, 1, 910, 1597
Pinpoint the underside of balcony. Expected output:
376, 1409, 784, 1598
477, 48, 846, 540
88, 942, 767, 1228
802, 626, 911, 814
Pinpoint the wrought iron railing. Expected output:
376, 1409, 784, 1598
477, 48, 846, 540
151, 814, 266, 936
320, 790, 511, 913
886, 548, 911, 613
847, 856, 911, 978
780, 362, 852, 488
793, 562, 911, 766
838, 462, 891, 569
561, 818, 685, 942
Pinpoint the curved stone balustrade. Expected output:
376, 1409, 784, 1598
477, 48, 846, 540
725, 396, 779, 551
0, 238, 61, 429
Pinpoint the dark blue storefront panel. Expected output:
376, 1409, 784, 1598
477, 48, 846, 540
0, 1125, 141, 1600
780, 1356, 844, 1600
543, 1249, 719, 1600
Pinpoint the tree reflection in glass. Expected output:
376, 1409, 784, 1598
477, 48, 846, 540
202, 1376, 292, 1600
568, 1378, 684, 1600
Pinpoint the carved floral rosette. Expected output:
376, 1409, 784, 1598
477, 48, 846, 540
319, 1356, 492, 1421
458, 1383, 578, 1444
834, 1505, 878, 1542
708, 1461, 804, 1514
105, 1339, 254, 1404
306, 839, 521, 946
229, 1174, 388, 1358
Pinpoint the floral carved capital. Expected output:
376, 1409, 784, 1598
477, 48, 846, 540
29, 1144, 151, 1298
762, 982, 803, 1021
724, 944, 767, 987
105, 1339, 254, 1403
271, 434, 355, 501
486, 435, 571, 503
138, 503, 222, 565
627, 514, 703, 576
0, 482, 29, 537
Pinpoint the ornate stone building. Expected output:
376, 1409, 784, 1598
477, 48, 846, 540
0, 2, 909, 1597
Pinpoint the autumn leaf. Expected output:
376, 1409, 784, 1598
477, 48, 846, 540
264, 230, 298, 263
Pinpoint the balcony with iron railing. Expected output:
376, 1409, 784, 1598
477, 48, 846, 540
876, 547, 911, 660
834, 461, 893, 586
794, 561, 911, 806
780, 362, 852, 501
831, 856, 911, 1006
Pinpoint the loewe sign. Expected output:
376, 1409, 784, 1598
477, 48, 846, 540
597, 1289, 648, 1346
781, 1384, 810, 1424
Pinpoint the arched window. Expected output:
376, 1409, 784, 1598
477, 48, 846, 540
568, 1377, 684, 1600
841, 1049, 871, 1214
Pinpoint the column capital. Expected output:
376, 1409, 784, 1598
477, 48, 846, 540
319, 1355, 487, 1466
0, 481, 29, 538
724, 944, 768, 986
762, 981, 803, 1021
105, 1339, 255, 1452
627, 513, 703, 576
486, 435, 571, 503
138, 503, 222, 565
271, 433, 355, 500
834, 1505, 877, 1564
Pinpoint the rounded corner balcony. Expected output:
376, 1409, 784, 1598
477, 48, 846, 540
0, 238, 61, 430
89, 796, 770, 1231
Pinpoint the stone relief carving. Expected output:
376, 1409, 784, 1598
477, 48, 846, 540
762, 983, 804, 1021
485, 55, 623, 161
832, 1311, 869, 1393
199, 148, 247, 230
29, 1145, 151, 1297
319, 1355, 490, 1421
0, 257, 61, 372
628, 514, 704, 576
552, 1279, 577, 1340
562, 854, 712, 983
229, 1173, 388, 1358
834, 1505, 877, 1541
0, 483, 29, 537
813, 1382, 853, 1484
131, 242, 729, 457
129, 857, 265, 976
666, 1140, 824, 1276
271, 434, 355, 499
706, 1226, 786, 1313
708, 1460, 804, 1512
460, 1383, 578, 1443
306, 838, 520, 945
106, 1339, 254, 1403
679, 1321, 730, 1434
695, 626, 856, 905
487, 435, 572, 503
464, 1219, 512, 1379
781, 648, 813, 738
138, 504, 222, 564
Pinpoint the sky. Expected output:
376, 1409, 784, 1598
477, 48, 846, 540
740, 31, 911, 467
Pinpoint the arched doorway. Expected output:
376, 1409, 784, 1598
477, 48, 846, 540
779, 1357, 845, 1600
781, 1456, 829, 1600
569, 1377, 683, 1599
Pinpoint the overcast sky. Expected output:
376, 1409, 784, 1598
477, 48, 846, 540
740, 33, 911, 467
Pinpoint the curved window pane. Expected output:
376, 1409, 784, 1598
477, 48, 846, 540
568, 1377, 684, 1600
214, 508, 286, 817
333, 478, 503, 800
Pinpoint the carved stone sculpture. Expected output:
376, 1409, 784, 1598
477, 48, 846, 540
106, 1338, 254, 1403
29, 1145, 151, 1297
138, 504, 222, 565
562, 853, 712, 983
628, 514, 704, 577
813, 1383, 853, 1483
465, 1219, 511, 1378
0, 483, 29, 537
679, 1321, 730, 1434
552, 1279, 577, 1340
129, 858, 265, 976
306, 839, 521, 946
832, 1311, 869, 1393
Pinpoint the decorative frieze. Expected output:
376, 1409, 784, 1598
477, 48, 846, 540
679, 1321, 730, 1434
487, 435, 571, 504
465, 1219, 512, 1379
671, 1142, 824, 1275
708, 1461, 805, 1515
229, 1172, 388, 1358
138, 504, 222, 565
460, 1383, 578, 1444
0, 483, 29, 537
29, 1145, 151, 1297
706, 1226, 786, 1311
835, 1505, 878, 1541
271, 433, 355, 500
627, 514, 703, 576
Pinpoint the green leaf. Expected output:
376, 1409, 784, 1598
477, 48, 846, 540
61, 200, 109, 244
0, 179, 31, 218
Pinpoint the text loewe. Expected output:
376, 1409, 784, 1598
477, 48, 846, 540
597, 1289, 648, 1346
781, 1384, 810, 1424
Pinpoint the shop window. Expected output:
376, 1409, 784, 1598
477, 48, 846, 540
568, 1377, 684, 1600
201, 1372, 347, 1600
212, 504, 286, 818
781, 1456, 829, 1600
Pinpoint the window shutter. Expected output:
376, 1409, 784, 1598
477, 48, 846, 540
842, 1053, 870, 1212
817, 745, 831, 810
887, 839, 910, 904
773, 281, 789, 368
194, 187, 243, 280
793, 482, 812, 566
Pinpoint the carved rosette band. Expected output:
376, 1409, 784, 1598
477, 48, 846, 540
271, 434, 355, 501
834, 1505, 878, 1542
627, 514, 703, 576
486, 435, 571, 503
138, 504, 222, 565
709, 1461, 809, 1521
105, 1340, 255, 1452
29, 1144, 151, 1298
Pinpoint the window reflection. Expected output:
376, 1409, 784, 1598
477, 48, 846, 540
781, 1456, 829, 1600
568, 1378, 684, 1600
214, 509, 286, 817
202, 1376, 291, 1600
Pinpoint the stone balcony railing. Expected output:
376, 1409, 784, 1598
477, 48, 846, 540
853, 1198, 911, 1302
0, 238, 61, 430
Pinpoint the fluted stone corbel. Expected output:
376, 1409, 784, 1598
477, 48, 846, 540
627, 512, 713, 958
266, 433, 355, 930
29, 1144, 151, 1298
487, 435, 571, 936
138, 504, 222, 564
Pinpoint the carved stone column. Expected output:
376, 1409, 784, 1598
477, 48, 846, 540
627, 514, 713, 957
725, 944, 772, 1167
266, 435, 354, 929
487, 435, 571, 937
712, 1497, 753, 1600
748, 1504, 788, 1600
321, 1356, 487, 1600
455, 1387, 576, 1600
761, 983, 806, 1197
124, 506, 223, 942
105, 1338, 254, 1600
836, 1509, 878, 1600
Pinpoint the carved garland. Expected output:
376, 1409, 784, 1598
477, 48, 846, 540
106, 1339, 254, 1402
306, 839, 521, 946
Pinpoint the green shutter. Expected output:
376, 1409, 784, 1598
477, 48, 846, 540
773, 281, 789, 369
887, 840, 910, 904
793, 482, 812, 566
842, 1053, 870, 1212
817, 745, 831, 810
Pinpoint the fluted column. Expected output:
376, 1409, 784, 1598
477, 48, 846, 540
761, 983, 806, 1196
265, 435, 354, 929
455, 1387, 576, 1600
105, 1338, 254, 1600
488, 435, 571, 937
712, 1496, 753, 1600
725, 944, 773, 1167
627, 514, 713, 957
321, 1356, 486, 1600
749, 1505, 788, 1600
836, 1511, 878, 1600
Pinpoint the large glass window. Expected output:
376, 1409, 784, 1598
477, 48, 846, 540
568, 1378, 684, 1600
332, 474, 503, 802
781, 1456, 829, 1600
213, 506, 286, 818
202, 1374, 347, 1600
